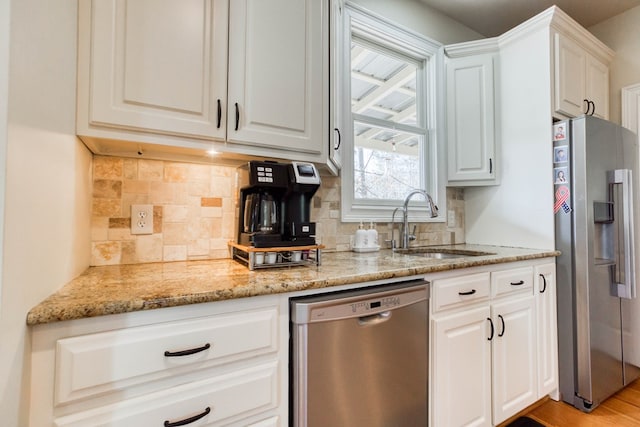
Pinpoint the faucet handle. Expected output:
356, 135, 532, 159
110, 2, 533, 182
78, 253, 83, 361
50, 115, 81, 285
408, 224, 417, 242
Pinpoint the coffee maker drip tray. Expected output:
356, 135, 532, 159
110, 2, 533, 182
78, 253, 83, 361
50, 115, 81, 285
228, 242, 324, 271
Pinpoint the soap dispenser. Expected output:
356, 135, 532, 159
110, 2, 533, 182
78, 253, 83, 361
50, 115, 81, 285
354, 221, 368, 248
367, 221, 379, 249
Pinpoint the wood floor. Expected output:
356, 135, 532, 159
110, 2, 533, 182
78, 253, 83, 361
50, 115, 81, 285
521, 379, 640, 426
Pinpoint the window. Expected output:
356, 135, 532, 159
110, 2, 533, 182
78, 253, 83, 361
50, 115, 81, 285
339, 4, 445, 223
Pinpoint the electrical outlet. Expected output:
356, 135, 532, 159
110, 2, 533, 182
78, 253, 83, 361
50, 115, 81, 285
447, 210, 456, 228
131, 204, 154, 235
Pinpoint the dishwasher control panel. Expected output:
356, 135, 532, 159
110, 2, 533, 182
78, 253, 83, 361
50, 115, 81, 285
291, 280, 429, 324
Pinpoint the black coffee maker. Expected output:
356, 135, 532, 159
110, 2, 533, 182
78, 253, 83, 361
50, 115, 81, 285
237, 160, 321, 248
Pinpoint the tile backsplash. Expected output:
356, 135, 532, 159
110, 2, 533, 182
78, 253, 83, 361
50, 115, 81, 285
91, 156, 464, 266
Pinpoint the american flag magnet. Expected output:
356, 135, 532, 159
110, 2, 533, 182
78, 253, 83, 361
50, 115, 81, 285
554, 185, 571, 214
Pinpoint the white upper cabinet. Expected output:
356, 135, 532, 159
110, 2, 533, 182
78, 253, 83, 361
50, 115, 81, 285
227, 0, 327, 156
78, 0, 228, 141
553, 30, 611, 120
77, 0, 331, 170
445, 40, 499, 187
328, 0, 345, 171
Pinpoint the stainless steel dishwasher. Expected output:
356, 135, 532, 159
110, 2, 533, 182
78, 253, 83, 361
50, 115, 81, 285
290, 279, 429, 427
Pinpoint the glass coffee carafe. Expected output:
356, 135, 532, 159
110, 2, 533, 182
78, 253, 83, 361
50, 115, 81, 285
244, 192, 279, 234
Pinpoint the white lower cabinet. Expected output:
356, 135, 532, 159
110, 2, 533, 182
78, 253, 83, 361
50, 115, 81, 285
54, 363, 278, 427
491, 295, 537, 423
29, 295, 288, 427
433, 305, 492, 426
431, 259, 557, 427
535, 263, 559, 398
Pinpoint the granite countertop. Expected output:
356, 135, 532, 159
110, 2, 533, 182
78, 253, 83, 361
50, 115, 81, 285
26, 244, 559, 325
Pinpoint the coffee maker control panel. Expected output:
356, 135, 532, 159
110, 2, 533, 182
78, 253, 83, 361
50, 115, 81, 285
291, 162, 321, 185
247, 161, 289, 187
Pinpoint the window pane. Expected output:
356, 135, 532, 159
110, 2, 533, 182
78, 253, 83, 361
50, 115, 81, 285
353, 121, 422, 201
351, 42, 417, 126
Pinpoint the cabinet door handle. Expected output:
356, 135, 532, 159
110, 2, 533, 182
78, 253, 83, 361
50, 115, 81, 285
458, 289, 476, 296
216, 99, 222, 129
584, 99, 596, 116
540, 274, 547, 293
487, 317, 494, 341
498, 314, 505, 337
164, 407, 211, 427
489, 158, 493, 174
334, 128, 341, 150
234, 102, 240, 131
510, 280, 525, 286
164, 343, 211, 357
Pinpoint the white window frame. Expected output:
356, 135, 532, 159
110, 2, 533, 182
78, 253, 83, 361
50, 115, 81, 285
339, 3, 446, 223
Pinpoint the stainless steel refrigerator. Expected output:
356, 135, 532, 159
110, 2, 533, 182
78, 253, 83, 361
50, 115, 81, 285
554, 115, 640, 412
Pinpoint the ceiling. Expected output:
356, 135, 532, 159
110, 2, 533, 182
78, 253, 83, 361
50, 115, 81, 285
417, 0, 640, 37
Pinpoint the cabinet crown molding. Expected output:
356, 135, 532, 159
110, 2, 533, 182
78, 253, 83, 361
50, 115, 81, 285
497, 5, 614, 65
445, 38, 499, 58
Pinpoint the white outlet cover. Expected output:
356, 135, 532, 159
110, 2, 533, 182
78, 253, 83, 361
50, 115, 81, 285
447, 210, 456, 227
131, 204, 154, 235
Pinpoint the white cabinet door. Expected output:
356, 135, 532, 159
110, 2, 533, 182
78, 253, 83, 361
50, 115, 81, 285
227, 0, 327, 156
554, 31, 610, 120
81, 0, 228, 140
535, 263, 559, 398
491, 296, 537, 424
554, 32, 587, 118
586, 55, 609, 119
328, 0, 344, 171
446, 54, 496, 185
433, 306, 492, 427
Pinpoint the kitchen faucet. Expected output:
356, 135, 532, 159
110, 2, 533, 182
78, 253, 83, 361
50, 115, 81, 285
398, 189, 438, 249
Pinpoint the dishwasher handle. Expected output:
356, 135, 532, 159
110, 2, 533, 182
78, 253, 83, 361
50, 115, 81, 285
358, 311, 392, 327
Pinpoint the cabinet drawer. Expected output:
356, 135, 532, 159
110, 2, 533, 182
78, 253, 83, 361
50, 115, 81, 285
55, 307, 279, 405
54, 362, 278, 427
492, 267, 534, 298
432, 272, 491, 312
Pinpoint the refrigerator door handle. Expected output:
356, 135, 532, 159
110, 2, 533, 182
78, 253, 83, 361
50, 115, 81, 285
608, 169, 636, 299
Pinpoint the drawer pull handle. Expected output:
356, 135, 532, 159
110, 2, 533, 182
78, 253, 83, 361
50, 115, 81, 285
164, 407, 211, 427
487, 317, 494, 341
510, 280, 525, 286
458, 289, 476, 296
498, 314, 505, 337
540, 274, 547, 293
164, 343, 211, 357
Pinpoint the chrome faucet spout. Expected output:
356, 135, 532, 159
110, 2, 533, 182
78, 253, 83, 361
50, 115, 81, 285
400, 189, 439, 249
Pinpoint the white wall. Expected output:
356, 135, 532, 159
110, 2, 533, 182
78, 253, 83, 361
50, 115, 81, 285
0, 0, 92, 424
465, 23, 555, 250
351, 0, 483, 43
589, 5, 640, 125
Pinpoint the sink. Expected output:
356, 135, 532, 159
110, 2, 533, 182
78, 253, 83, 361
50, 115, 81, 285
394, 248, 495, 259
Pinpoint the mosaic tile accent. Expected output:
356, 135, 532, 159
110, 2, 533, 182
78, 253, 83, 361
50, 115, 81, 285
90, 156, 465, 266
